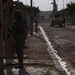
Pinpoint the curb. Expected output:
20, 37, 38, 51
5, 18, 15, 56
39, 26, 70, 75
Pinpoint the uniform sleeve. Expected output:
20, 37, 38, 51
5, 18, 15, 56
11, 22, 17, 38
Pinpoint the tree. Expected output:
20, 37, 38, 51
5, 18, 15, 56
13, 2, 40, 18
67, 2, 75, 16
59, 2, 75, 17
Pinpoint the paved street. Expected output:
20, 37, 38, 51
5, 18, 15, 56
4, 23, 67, 75
40, 22, 75, 75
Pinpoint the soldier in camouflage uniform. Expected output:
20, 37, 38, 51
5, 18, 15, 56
12, 10, 28, 68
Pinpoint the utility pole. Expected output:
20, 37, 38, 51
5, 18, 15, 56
30, 0, 33, 35
17, 0, 19, 2
0, 0, 4, 75
56, 0, 58, 11
63, 0, 64, 9
52, 0, 57, 15
63, 0, 65, 15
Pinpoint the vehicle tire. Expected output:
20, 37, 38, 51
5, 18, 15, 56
60, 24, 62, 27
51, 24, 53, 27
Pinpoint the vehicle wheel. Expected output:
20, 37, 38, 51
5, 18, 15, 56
51, 24, 53, 27
60, 24, 62, 27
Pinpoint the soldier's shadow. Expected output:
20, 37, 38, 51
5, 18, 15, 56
6, 68, 14, 75
6, 67, 30, 75
5, 60, 30, 75
4, 59, 14, 75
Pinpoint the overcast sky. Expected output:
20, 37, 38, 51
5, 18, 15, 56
13, 0, 75, 11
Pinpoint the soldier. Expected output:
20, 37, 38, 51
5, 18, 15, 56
35, 20, 38, 33
12, 10, 28, 69
62, 17, 66, 27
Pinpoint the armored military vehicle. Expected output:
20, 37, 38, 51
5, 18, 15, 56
51, 17, 63, 27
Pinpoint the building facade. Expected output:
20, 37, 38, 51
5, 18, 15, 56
3, 0, 16, 59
